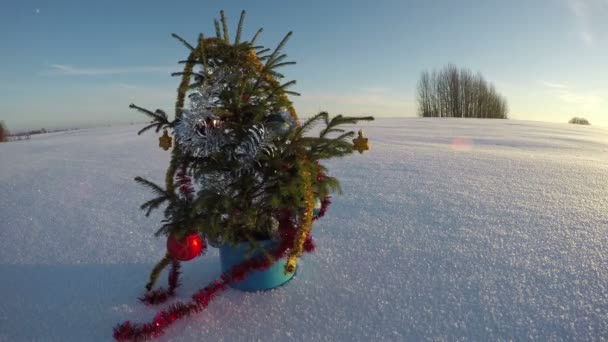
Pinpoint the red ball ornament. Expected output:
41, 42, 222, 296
167, 232, 204, 261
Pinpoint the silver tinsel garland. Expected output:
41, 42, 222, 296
174, 80, 227, 158
174, 72, 285, 196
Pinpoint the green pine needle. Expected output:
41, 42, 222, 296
220, 10, 229, 43
134, 177, 168, 197
251, 28, 263, 44
214, 19, 221, 38
235, 10, 246, 44
171, 33, 195, 51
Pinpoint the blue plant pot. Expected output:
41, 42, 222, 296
219, 240, 296, 292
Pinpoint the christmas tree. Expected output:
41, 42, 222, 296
114, 11, 373, 340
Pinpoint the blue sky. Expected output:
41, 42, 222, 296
1, 0, 607, 131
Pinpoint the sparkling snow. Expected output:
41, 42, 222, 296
0, 118, 607, 341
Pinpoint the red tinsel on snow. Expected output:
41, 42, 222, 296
140, 259, 181, 305
113, 212, 317, 341
303, 235, 315, 253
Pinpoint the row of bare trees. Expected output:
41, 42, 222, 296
417, 64, 508, 119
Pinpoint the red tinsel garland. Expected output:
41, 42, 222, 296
175, 168, 194, 202
113, 212, 316, 341
140, 259, 181, 305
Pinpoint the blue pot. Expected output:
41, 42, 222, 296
219, 240, 296, 292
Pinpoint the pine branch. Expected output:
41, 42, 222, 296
294, 112, 329, 137
296, 113, 374, 159
137, 123, 163, 135
177, 60, 205, 68
319, 115, 374, 138
256, 48, 271, 55
135, 177, 169, 198
197, 33, 208, 74
271, 61, 297, 69
331, 131, 356, 142
279, 80, 297, 90
130, 104, 172, 135
284, 90, 301, 96
314, 140, 354, 159
214, 19, 221, 39
141, 196, 169, 217
267, 70, 285, 79
235, 10, 246, 44
155, 224, 171, 237
262, 80, 299, 100
268, 53, 288, 67
251, 28, 263, 45
321, 127, 346, 135
220, 10, 229, 43
171, 71, 206, 80
249, 33, 292, 95
266, 32, 292, 68
129, 104, 168, 121
323, 176, 343, 195
187, 82, 203, 89
171, 33, 194, 51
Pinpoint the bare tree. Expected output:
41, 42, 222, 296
417, 71, 432, 117
446, 64, 460, 118
417, 65, 508, 119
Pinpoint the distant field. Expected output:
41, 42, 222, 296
0, 118, 607, 341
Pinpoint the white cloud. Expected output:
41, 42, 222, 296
42, 64, 175, 76
539, 81, 568, 89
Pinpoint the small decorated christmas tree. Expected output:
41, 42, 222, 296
114, 11, 373, 340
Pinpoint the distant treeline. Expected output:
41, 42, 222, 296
0, 123, 82, 143
7, 128, 48, 141
417, 64, 508, 119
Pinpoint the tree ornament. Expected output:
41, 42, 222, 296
312, 197, 322, 216
352, 129, 369, 153
166, 232, 204, 261
316, 163, 324, 182
159, 129, 172, 151
196, 117, 223, 137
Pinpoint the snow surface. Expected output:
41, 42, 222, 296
1, 118, 607, 341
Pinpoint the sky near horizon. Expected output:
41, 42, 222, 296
1, 0, 607, 131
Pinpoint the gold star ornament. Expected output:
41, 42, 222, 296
159, 129, 172, 151
352, 129, 369, 154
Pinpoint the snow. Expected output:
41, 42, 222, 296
1, 118, 607, 341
